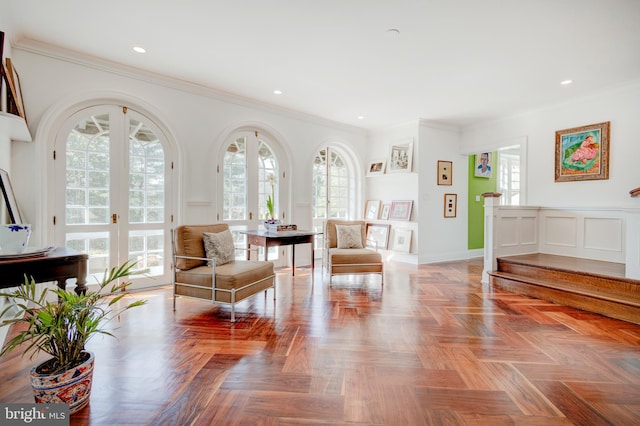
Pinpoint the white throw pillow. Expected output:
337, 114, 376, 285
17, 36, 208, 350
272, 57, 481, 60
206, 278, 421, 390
336, 224, 363, 249
203, 230, 235, 266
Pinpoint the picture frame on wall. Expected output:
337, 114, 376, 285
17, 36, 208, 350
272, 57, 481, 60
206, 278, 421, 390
389, 200, 413, 221
437, 160, 452, 185
555, 121, 610, 182
392, 228, 412, 253
367, 159, 386, 176
474, 152, 492, 178
380, 203, 391, 220
388, 141, 413, 173
364, 200, 381, 220
366, 223, 390, 249
444, 193, 457, 218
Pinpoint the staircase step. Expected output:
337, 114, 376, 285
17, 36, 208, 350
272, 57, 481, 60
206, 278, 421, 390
490, 254, 640, 325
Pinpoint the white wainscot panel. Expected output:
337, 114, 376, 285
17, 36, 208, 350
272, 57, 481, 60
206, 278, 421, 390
520, 216, 537, 245
499, 216, 519, 247
584, 217, 623, 252
544, 216, 577, 247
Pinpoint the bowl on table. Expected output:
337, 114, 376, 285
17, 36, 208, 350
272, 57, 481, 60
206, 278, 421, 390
0, 224, 32, 255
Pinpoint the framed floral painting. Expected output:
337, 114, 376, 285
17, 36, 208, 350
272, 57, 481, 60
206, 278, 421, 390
555, 121, 610, 182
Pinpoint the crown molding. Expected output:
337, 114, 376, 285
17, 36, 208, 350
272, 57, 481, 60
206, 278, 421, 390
14, 38, 367, 136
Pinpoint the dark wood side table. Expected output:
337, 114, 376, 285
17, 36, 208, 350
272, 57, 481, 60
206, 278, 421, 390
0, 247, 88, 294
240, 230, 320, 276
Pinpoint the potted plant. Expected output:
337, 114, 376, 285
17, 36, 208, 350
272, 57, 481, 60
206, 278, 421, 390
0, 259, 147, 414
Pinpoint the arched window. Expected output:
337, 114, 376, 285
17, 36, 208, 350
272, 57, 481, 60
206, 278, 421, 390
54, 105, 174, 288
312, 146, 355, 255
220, 130, 283, 263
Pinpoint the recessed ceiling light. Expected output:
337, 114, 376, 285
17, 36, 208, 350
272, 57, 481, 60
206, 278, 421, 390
560, 79, 573, 85
357, 116, 365, 120
133, 46, 146, 54
385, 29, 400, 37
273, 89, 283, 95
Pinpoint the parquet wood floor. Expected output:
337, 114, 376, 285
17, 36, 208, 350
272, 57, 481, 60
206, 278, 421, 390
1, 258, 640, 425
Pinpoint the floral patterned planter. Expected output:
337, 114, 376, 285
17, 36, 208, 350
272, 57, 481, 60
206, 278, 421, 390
29, 351, 95, 414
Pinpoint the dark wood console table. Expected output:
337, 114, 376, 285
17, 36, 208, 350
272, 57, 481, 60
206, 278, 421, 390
0, 247, 88, 294
240, 230, 320, 276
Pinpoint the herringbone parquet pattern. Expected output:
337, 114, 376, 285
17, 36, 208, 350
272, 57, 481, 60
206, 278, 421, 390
1, 258, 639, 425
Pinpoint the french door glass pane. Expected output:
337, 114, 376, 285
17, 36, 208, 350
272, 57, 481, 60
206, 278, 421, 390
66, 114, 110, 225
66, 231, 109, 278
129, 119, 165, 223
312, 148, 350, 254
128, 229, 164, 276
258, 139, 277, 222
223, 137, 246, 220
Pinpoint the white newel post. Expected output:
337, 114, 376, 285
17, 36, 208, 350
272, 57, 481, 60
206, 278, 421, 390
481, 193, 501, 284
625, 209, 640, 280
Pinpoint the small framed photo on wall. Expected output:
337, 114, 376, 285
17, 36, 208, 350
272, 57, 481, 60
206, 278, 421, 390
474, 152, 492, 178
444, 193, 457, 218
437, 160, 452, 185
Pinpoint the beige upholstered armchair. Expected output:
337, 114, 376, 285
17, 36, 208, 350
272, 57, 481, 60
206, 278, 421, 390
171, 224, 275, 322
324, 219, 384, 285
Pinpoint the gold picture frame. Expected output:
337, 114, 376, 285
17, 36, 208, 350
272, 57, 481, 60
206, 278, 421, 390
437, 160, 452, 185
555, 121, 610, 182
3, 58, 26, 122
444, 193, 457, 218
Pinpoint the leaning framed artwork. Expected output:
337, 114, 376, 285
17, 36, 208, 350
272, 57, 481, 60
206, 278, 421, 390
437, 160, 452, 185
392, 228, 412, 253
555, 121, 610, 182
367, 159, 386, 176
366, 223, 390, 249
380, 203, 391, 220
388, 140, 413, 173
364, 200, 381, 220
4, 58, 26, 122
389, 200, 413, 221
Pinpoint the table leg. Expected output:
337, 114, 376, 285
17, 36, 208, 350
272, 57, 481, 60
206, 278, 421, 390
292, 244, 296, 276
75, 260, 88, 295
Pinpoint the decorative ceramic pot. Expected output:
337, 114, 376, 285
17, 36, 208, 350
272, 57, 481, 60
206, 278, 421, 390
0, 224, 31, 254
30, 351, 95, 414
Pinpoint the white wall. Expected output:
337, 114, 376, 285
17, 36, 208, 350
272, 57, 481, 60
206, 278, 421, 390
9, 43, 369, 249
366, 122, 419, 263
461, 80, 640, 208
417, 121, 468, 263
365, 120, 470, 264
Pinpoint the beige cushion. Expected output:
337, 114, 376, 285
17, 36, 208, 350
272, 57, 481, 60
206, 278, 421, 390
325, 220, 367, 249
336, 224, 364, 249
174, 224, 229, 270
203, 229, 235, 266
174, 261, 274, 303
328, 248, 383, 274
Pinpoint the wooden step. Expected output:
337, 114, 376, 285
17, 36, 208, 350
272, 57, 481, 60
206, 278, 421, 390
489, 254, 640, 325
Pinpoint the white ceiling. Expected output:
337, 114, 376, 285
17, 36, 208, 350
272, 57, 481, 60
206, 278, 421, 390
2, 0, 640, 130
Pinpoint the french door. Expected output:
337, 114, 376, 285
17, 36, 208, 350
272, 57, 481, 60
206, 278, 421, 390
53, 105, 173, 288
220, 131, 284, 266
